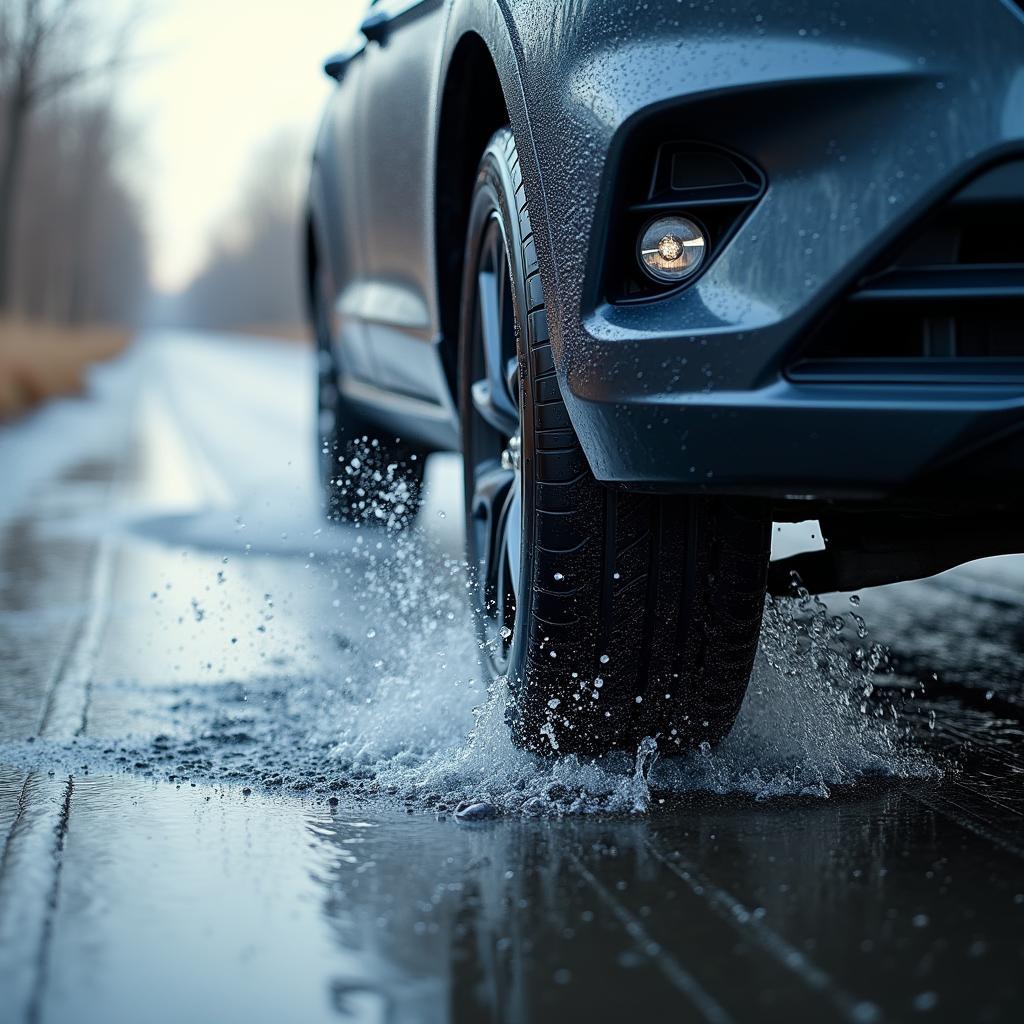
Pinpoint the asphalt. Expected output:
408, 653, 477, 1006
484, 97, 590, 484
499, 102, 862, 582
1, 331, 1022, 1024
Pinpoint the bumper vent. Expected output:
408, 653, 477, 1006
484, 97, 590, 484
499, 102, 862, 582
790, 159, 1024, 384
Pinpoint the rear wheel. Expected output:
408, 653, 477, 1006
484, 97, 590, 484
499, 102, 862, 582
459, 129, 771, 756
313, 256, 426, 527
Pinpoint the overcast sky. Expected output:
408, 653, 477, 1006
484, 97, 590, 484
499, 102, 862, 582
115, 1, 364, 293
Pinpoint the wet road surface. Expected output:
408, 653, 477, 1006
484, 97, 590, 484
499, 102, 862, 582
1, 332, 1023, 1023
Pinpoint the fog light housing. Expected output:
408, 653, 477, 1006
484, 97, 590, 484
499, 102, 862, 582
637, 215, 706, 284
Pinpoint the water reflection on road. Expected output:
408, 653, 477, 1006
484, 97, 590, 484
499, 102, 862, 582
1, 333, 1023, 1024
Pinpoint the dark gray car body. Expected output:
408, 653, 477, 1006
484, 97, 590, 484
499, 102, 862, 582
308, 0, 1024, 513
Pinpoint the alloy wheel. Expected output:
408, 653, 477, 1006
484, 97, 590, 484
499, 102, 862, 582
465, 214, 523, 675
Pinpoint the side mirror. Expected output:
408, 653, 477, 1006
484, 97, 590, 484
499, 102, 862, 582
323, 52, 351, 81
359, 9, 391, 45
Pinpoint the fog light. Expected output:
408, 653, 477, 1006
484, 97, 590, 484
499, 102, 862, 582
638, 215, 706, 284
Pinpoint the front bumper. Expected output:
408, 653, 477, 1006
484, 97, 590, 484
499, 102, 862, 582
514, 0, 1024, 501
569, 374, 1024, 501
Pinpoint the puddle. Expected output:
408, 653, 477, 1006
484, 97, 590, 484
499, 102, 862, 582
0, 512, 938, 817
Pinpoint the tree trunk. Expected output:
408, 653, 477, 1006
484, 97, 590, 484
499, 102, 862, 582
0, 81, 29, 313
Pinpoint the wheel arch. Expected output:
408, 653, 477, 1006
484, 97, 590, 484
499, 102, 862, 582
303, 211, 318, 328
434, 31, 510, 408
304, 152, 333, 336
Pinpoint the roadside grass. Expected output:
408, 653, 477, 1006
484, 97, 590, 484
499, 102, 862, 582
0, 319, 129, 421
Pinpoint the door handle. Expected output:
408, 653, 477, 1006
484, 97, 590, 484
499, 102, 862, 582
359, 9, 391, 44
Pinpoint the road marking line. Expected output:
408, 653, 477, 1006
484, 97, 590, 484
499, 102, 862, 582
642, 841, 881, 1024
908, 790, 1024, 860
0, 773, 75, 1024
569, 853, 735, 1024
24, 777, 74, 1024
0, 775, 33, 889
0, 533, 118, 1024
37, 534, 117, 740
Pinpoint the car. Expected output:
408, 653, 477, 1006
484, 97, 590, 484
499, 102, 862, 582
306, 0, 1024, 756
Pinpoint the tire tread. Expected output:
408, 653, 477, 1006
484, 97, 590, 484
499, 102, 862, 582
470, 128, 770, 754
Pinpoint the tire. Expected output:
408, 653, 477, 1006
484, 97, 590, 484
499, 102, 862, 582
459, 129, 771, 756
312, 251, 426, 528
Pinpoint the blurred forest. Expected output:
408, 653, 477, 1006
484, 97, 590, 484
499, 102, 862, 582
171, 132, 306, 334
0, 0, 307, 419
0, 1, 309, 417
0, 0, 148, 328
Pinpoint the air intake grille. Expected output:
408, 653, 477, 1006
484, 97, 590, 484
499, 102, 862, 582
790, 159, 1024, 384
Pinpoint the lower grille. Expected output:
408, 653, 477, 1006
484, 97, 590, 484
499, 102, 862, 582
790, 159, 1024, 383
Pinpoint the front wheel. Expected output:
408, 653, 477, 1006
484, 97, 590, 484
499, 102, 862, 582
459, 129, 771, 756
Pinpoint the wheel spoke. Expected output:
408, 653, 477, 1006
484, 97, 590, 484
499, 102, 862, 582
470, 379, 519, 437
503, 481, 521, 604
494, 480, 519, 636
475, 269, 520, 436
471, 462, 515, 611
505, 355, 520, 405
495, 531, 513, 639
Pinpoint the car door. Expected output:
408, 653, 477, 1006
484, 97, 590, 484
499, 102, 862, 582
317, 20, 376, 383
354, 0, 449, 404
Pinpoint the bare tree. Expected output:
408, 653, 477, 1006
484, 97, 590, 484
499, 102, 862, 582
9, 93, 148, 326
0, 0, 134, 311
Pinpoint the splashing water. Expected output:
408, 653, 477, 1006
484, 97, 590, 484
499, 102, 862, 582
1, 445, 937, 815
